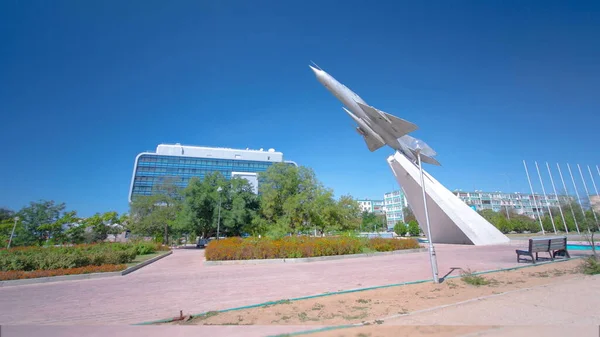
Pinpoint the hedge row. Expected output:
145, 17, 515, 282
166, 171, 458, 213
0, 242, 168, 272
0, 264, 128, 281
205, 236, 421, 261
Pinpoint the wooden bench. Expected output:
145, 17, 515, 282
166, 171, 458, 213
516, 236, 570, 263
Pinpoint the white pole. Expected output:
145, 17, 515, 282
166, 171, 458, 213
567, 163, 589, 233
547, 162, 568, 233
7, 217, 19, 249
501, 174, 511, 220
216, 186, 222, 240
523, 160, 545, 234
578, 164, 599, 227
590, 165, 600, 196
558, 163, 580, 234
535, 161, 556, 234
587, 165, 600, 232
417, 151, 439, 284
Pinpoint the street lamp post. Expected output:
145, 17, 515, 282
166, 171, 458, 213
8, 216, 19, 249
216, 186, 223, 240
416, 150, 439, 283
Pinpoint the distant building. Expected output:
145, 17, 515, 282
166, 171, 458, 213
451, 190, 572, 218
357, 199, 385, 215
129, 144, 297, 202
384, 190, 408, 228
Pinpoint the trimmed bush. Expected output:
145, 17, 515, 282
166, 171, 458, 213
0, 264, 127, 281
0, 242, 168, 272
205, 236, 421, 261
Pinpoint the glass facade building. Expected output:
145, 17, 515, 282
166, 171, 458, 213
129, 144, 297, 202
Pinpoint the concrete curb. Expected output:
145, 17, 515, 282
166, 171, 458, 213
203, 248, 428, 265
122, 250, 172, 275
0, 250, 173, 288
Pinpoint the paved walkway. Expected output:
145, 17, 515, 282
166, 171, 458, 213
0, 241, 590, 326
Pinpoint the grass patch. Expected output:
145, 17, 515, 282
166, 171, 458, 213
460, 269, 491, 286
126, 252, 165, 267
580, 256, 600, 275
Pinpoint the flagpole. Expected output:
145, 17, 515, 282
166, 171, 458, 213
557, 163, 580, 234
547, 162, 568, 233
535, 161, 556, 234
568, 163, 589, 233
523, 160, 545, 234
578, 164, 599, 229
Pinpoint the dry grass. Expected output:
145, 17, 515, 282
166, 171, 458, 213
168, 259, 584, 326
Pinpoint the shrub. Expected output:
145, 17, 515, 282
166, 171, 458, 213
0, 242, 164, 272
407, 221, 420, 237
580, 256, 600, 275
460, 269, 490, 286
393, 222, 407, 237
0, 264, 127, 281
205, 236, 421, 261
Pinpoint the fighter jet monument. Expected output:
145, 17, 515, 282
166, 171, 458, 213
309, 63, 509, 245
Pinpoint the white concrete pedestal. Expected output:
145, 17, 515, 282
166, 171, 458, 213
387, 151, 510, 245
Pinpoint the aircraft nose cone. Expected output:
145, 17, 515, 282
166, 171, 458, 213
309, 65, 320, 76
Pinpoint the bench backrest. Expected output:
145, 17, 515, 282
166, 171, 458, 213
528, 236, 567, 252
549, 237, 567, 250
529, 238, 551, 252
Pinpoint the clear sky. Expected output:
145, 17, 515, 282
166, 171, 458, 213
1, 0, 599, 216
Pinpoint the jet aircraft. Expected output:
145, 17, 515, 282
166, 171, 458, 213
309, 63, 440, 165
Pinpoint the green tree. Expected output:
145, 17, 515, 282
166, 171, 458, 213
0, 207, 15, 222
38, 210, 80, 244
495, 216, 513, 234
407, 220, 420, 237
394, 221, 407, 236
361, 211, 379, 232
257, 164, 321, 235
221, 177, 261, 236
15, 200, 66, 246
177, 172, 227, 239
336, 194, 361, 232
0, 208, 17, 247
130, 179, 182, 243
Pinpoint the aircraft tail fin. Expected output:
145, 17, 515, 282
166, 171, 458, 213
362, 132, 385, 152
356, 102, 418, 138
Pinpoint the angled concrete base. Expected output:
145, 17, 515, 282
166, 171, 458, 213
387, 152, 510, 245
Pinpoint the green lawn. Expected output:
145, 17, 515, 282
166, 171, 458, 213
126, 252, 167, 268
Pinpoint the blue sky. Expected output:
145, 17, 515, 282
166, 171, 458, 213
1, 0, 599, 216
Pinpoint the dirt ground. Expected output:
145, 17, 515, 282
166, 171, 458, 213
170, 259, 585, 326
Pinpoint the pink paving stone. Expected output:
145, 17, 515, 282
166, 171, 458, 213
0, 241, 589, 325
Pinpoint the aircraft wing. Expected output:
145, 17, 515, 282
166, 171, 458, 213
356, 102, 418, 138
362, 132, 386, 152
410, 150, 441, 166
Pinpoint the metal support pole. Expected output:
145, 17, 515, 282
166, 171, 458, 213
7, 217, 18, 249
535, 161, 556, 234
578, 164, 599, 229
567, 163, 589, 233
501, 173, 511, 220
547, 162, 568, 233
587, 165, 600, 231
558, 163, 580, 234
523, 160, 545, 234
418, 151, 439, 284
216, 187, 223, 240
